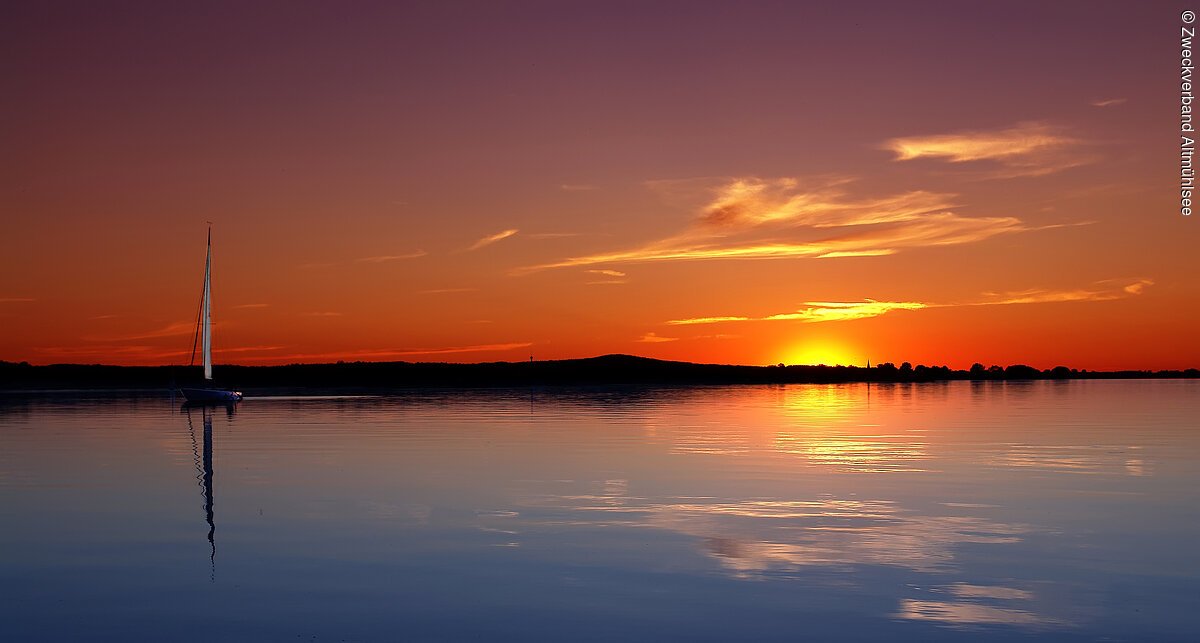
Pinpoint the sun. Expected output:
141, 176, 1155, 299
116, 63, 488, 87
781, 341, 862, 367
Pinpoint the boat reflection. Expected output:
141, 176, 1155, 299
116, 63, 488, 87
184, 403, 232, 580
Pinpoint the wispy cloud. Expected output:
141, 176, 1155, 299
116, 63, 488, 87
394, 342, 531, 356
0, 297, 34, 303
516, 177, 1047, 273
85, 321, 196, 341
695, 177, 955, 228
1090, 97, 1126, 108
356, 250, 427, 263
973, 279, 1154, 306
667, 316, 751, 326
522, 211, 1026, 269
35, 345, 191, 360
527, 232, 585, 239
213, 345, 285, 354
560, 184, 598, 191
419, 287, 476, 294
763, 300, 926, 323
636, 332, 678, 343
884, 121, 1087, 178
669, 301, 924, 326
301, 311, 343, 317
298, 249, 426, 269
585, 268, 628, 285
468, 228, 519, 251
665, 279, 1152, 327
236, 342, 533, 362
34, 344, 284, 362
233, 303, 270, 309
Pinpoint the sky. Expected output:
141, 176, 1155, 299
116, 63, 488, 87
1, 1, 1197, 370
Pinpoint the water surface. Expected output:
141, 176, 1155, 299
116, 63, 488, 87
2, 381, 1197, 641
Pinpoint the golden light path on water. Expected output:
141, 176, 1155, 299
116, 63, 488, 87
491, 381, 1193, 630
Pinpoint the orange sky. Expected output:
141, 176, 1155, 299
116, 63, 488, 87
2, 1, 1198, 370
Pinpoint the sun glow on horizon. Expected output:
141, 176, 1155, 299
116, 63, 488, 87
781, 341, 863, 367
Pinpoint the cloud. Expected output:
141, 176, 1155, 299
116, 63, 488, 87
212, 345, 285, 354
584, 269, 627, 285
371, 342, 535, 357
883, 121, 1086, 178
33, 344, 284, 362
560, 184, 598, 191
523, 213, 1027, 270
973, 279, 1153, 306
669, 301, 924, 326
635, 332, 678, 343
233, 303, 270, 309
1123, 280, 1150, 295
236, 342, 533, 362
666, 279, 1152, 326
299, 250, 426, 269
468, 228, 519, 251
1090, 97, 1126, 108
697, 177, 954, 228
527, 232, 585, 239
36, 345, 191, 360
356, 250, 427, 263
667, 316, 752, 326
517, 177, 1038, 273
301, 311, 343, 317
85, 321, 196, 341
0, 297, 34, 303
419, 287, 476, 294
763, 300, 926, 323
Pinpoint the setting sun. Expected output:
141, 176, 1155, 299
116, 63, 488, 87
781, 341, 863, 367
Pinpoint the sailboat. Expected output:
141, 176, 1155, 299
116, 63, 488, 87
181, 226, 243, 404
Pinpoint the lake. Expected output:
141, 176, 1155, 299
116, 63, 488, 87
1, 380, 1197, 641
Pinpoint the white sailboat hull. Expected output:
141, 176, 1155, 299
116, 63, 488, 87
181, 387, 243, 403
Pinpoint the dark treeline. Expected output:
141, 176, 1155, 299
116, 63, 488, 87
1, 355, 1197, 392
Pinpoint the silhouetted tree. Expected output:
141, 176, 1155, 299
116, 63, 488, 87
969, 363, 985, 379
1004, 364, 1039, 379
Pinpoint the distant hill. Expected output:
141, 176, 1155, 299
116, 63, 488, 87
0, 355, 1196, 392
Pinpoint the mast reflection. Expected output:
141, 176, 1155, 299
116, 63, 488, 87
185, 402, 233, 580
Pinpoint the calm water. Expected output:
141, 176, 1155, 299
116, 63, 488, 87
1, 381, 1198, 641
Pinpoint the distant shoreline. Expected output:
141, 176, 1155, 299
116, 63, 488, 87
2, 355, 1197, 392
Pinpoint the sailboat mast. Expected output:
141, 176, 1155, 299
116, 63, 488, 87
202, 226, 212, 381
